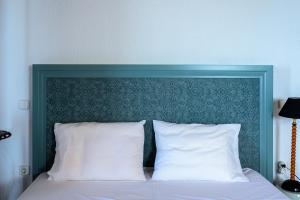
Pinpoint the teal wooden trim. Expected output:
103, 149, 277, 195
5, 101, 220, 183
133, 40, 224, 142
257, 67, 273, 181
266, 68, 274, 181
32, 69, 47, 178
33, 64, 272, 71
33, 65, 272, 78
33, 70, 272, 80
32, 64, 273, 181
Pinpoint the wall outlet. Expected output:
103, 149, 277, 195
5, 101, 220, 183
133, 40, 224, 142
277, 161, 286, 174
19, 165, 30, 176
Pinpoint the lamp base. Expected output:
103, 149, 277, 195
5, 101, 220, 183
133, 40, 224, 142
281, 179, 300, 192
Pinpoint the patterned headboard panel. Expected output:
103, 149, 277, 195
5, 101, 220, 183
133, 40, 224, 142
32, 65, 273, 181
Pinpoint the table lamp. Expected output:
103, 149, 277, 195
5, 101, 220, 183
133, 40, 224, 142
0, 130, 11, 141
279, 97, 300, 192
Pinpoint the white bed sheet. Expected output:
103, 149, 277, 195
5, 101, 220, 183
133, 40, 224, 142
19, 168, 287, 200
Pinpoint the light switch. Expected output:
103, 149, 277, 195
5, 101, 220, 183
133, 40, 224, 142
18, 100, 30, 110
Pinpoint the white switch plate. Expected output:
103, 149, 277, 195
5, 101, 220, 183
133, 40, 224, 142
18, 100, 30, 110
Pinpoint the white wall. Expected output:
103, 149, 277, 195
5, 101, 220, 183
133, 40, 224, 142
1, 0, 300, 199
0, 0, 29, 200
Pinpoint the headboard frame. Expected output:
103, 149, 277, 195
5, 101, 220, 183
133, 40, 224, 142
32, 65, 273, 181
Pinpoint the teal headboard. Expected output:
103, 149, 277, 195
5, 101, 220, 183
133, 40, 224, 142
32, 65, 273, 181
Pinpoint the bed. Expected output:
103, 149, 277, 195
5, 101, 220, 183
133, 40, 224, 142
20, 168, 286, 200
19, 65, 288, 200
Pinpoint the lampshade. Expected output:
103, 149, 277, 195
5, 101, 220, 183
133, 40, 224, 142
0, 130, 11, 140
279, 98, 300, 119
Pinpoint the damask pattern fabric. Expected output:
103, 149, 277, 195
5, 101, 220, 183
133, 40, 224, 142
46, 78, 260, 171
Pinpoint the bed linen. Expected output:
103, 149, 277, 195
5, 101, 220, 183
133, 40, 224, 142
152, 121, 246, 182
48, 121, 146, 181
19, 168, 287, 200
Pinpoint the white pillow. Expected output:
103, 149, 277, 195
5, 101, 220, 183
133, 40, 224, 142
152, 120, 248, 182
48, 121, 146, 181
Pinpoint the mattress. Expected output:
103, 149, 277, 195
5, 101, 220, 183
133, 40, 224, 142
19, 168, 287, 200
